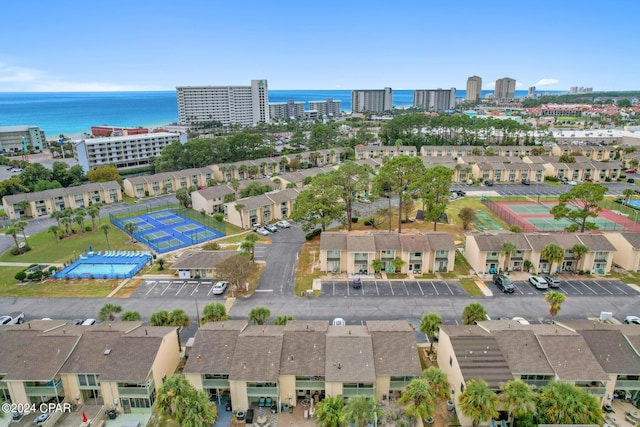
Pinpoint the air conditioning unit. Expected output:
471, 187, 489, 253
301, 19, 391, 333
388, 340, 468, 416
599, 312, 613, 322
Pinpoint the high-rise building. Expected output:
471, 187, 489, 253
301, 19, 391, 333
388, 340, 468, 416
465, 76, 482, 103
528, 86, 536, 98
0, 125, 46, 153
413, 88, 456, 111
309, 98, 341, 117
176, 79, 269, 126
269, 100, 305, 120
351, 87, 393, 113
494, 77, 516, 100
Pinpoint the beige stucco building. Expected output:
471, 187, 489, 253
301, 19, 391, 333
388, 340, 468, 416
225, 188, 299, 229
604, 232, 640, 272
122, 167, 215, 198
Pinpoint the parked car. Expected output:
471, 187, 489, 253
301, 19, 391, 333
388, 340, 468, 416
264, 224, 278, 233
521, 178, 530, 185
352, 275, 362, 289
67, 319, 83, 325
624, 315, 640, 325
484, 180, 494, 186
568, 180, 577, 186
332, 318, 346, 326
212, 281, 228, 295
529, 276, 549, 289
9, 167, 23, 173
255, 228, 270, 236
5, 311, 24, 325
0, 315, 12, 325
275, 220, 291, 228
81, 318, 97, 326
512, 317, 530, 325
625, 169, 636, 173
629, 178, 635, 184
493, 274, 514, 293
543, 276, 561, 288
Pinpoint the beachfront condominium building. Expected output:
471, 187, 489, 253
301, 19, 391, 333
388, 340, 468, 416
528, 86, 536, 98
351, 88, 393, 113
176, 79, 269, 126
0, 125, 47, 153
75, 132, 184, 172
465, 76, 482, 103
309, 98, 341, 117
269, 99, 304, 120
413, 88, 456, 112
494, 77, 516, 100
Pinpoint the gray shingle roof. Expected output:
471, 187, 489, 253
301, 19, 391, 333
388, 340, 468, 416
325, 328, 376, 383
619, 232, 640, 249
373, 233, 401, 250
536, 335, 609, 381
346, 234, 376, 253
576, 234, 617, 252
579, 330, 640, 374
425, 232, 457, 250
184, 330, 240, 375
3, 181, 120, 204
450, 335, 513, 389
229, 326, 283, 382
320, 232, 348, 250
399, 234, 430, 252
492, 330, 554, 375
193, 185, 235, 201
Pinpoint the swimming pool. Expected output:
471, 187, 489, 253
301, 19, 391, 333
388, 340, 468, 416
626, 200, 640, 209
54, 251, 152, 279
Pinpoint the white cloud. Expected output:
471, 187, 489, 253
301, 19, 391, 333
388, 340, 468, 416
29, 81, 161, 92
534, 78, 560, 86
0, 62, 41, 82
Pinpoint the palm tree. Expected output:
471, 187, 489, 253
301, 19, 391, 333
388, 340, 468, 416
391, 257, 405, 273
98, 303, 123, 321
342, 395, 379, 427
175, 188, 190, 208
544, 290, 567, 321
248, 306, 270, 325
16, 199, 30, 217
121, 311, 141, 321
541, 243, 564, 274
201, 302, 230, 323
74, 213, 85, 233
168, 308, 190, 328
399, 378, 435, 421
420, 313, 442, 355
50, 210, 63, 228
315, 395, 345, 427
229, 178, 241, 194
240, 239, 255, 260
60, 216, 72, 236
123, 221, 138, 242
100, 224, 111, 250
421, 366, 450, 402
571, 243, 589, 270
501, 241, 517, 273
234, 203, 245, 229
150, 309, 170, 326
462, 302, 488, 325
458, 379, 499, 427
86, 206, 100, 230
14, 220, 29, 248
523, 259, 534, 274
5, 224, 22, 253
274, 315, 294, 325
499, 379, 536, 425
537, 381, 602, 425
48, 225, 61, 244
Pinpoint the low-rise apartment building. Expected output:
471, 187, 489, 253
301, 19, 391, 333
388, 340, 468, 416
2, 181, 122, 220
603, 232, 640, 272
183, 320, 421, 412
355, 145, 417, 160
225, 188, 299, 229
123, 167, 214, 198
320, 232, 456, 275
75, 132, 184, 172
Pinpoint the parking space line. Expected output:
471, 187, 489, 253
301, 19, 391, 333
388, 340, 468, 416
390, 282, 395, 296
375, 281, 380, 296
608, 281, 629, 295
174, 281, 186, 296
432, 281, 440, 296
144, 281, 158, 296
346, 281, 350, 297
564, 282, 583, 295
592, 281, 613, 295
417, 282, 424, 296
160, 281, 173, 296
332, 281, 336, 297
445, 281, 454, 295
402, 281, 409, 296
579, 280, 597, 294
190, 283, 201, 296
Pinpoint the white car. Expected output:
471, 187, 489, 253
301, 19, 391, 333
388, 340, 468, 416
624, 315, 640, 325
529, 276, 549, 289
212, 281, 229, 295
275, 220, 291, 228
81, 318, 97, 326
10, 167, 23, 173
512, 317, 531, 325
0, 315, 12, 325
255, 228, 270, 236
332, 318, 346, 326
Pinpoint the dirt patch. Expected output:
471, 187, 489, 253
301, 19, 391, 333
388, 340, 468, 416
112, 278, 144, 298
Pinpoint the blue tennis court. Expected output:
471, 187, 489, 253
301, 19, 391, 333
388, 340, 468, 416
112, 210, 225, 253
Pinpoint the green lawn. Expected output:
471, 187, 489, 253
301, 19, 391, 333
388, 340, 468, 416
0, 218, 143, 264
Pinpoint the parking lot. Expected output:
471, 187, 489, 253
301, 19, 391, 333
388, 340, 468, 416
133, 279, 228, 298
491, 279, 636, 297
320, 280, 466, 297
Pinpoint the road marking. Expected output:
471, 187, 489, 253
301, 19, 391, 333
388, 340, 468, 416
144, 281, 158, 296
564, 281, 583, 295
254, 289, 273, 292
444, 281, 454, 295
175, 281, 186, 296
592, 281, 613, 295
390, 282, 395, 296
190, 283, 200, 296
432, 281, 440, 296
579, 280, 597, 294
417, 281, 425, 296
375, 281, 380, 296
160, 281, 173, 296
401, 280, 409, 296
332, 281, 336, 297
608, 281, 629, 295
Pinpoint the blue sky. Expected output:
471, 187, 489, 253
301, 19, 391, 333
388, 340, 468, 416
1, 0, 639, 92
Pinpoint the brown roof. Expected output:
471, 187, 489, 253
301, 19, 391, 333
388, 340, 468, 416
266, 188, 299, 204
425, 232, 457, 250
184, 329, 240, 375
399, 234, 430, 252
472, 232, 531, 252
0, 330, 80, 381
193, 185, 235, 201
536, 335, 609, 381
346, 234, 376, 253
60, 331, 125, 374
99, 335, 166, 383
450, 335, 513, 389
492, 330, 554, 375
576, 234, 617, 252
170, 250, 237, 270
199, 320, 249, 331
579, 330, 640, 374
325, 332, 375, 383
280, 330, 326, 376
320, 232, 348, 250
370, 331, 421, 377
619, 232, 640, 249
373, 233, 402, 250
229, 326, 283, 382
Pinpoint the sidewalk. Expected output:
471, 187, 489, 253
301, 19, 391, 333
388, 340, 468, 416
0, 261, 64, 267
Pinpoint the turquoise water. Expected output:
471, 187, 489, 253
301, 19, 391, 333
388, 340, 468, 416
0, 89, 563, 137
66, 263, 138, 276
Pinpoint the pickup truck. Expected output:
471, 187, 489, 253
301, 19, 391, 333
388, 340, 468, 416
0, 311, 25, 325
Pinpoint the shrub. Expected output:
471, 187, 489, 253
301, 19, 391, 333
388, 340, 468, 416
26, 273, 34, 280
545, 176, 559, 182
85, 225, 93, 232
15, 271, 27, 281
48, 266, 57, 272
213, 213, 224, 222
351, 217, 359, 223
144, 190, 150, 197
32, 270, 43, 281
200, 209, 206, 216
363, 217, 375, 226
305, 229, 322, 240
202, 241, 221, 250
28, 264, 38, 269
10, 247, 21, 256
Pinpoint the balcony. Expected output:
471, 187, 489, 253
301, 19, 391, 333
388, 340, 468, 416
390, 379, 413, 390
202, 378, 230, 389
25, 379, 63, 396
354, 254, 368, 262
343, 386, 374, 397
578, 386, 606, 397
616, 379, 640, 390
118, 381, 154, 398
521, 378, 552, 388
246, 386, 278, 397
295, 380, 325, 390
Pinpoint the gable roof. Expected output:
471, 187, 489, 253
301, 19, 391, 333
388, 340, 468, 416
536, 334, 609, 381
3, 181, 120, 205
619, 232, 640, 249
192, 185, 235, 201
579, 329, 640, 375
184, 329, 240, 375
367, 321, 422, 377
450, 334, 513, 389
229, 326, 283, 382
325, 326, 375, 383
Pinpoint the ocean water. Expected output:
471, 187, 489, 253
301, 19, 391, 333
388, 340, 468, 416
0, 89, 562, 137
